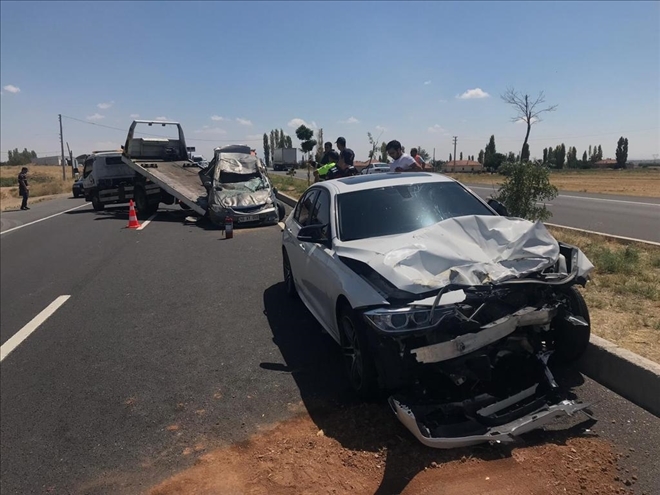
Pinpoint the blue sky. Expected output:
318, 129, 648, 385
1, 1, 659, 162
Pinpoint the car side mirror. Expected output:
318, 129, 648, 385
487, 198, 510, 217
297, 224, 330, 247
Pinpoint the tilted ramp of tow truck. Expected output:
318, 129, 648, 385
121, 128, 208, 216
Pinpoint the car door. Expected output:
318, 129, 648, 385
81, 157, 95, 191
284, 188, 319, 302
301, 189, 341, 341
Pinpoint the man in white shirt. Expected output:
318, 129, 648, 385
386, 140, 421, 172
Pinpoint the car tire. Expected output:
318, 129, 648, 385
91, 194, 104, 211
73, 191, 80, 198
277, 202, 286, 222
338, 302, 379, 400
553, 286, 591, 362
282, 249, 297, 298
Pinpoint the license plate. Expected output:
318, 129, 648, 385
237, 215, 260, 223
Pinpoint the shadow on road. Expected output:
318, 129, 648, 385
261, 282, 595, 495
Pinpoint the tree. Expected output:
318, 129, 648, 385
588, 145, 592, 158
285, 135, 293, 148
484, 135, 498, 170
493, 161, 558, 221
262, 133, 271, 167
521, 143, 530, 162
501, 88, 557, 163
582, 150, 588, 162
295, 125, 317, 160
478, 150, 484, 164
416, 146, 431, 162
542, 148, 548, 164
269, 130, 276, 162
507, 152, 516, 163
367, 132, 382, 162
449, 153, 452, 162
597, 145, 603, 161
616, 137, 629, 169
555, 144, 566, 169
379, 142, 388, 162
459, 152, 463, 160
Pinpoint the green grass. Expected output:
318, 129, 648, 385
271, 175, 308, 200
589, 245, 641, 275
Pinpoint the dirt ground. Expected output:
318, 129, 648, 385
0, 164, 74, 210
148, 404, 634, 495
446, 169, 660, 198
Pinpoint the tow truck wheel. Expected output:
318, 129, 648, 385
338, 302, 378, 400
134, 187, 154, 218
91, 194, 104, 211
553, 287, 591, 362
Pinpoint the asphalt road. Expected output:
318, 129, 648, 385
1, 197, 659, 494
270, 170, 660, 243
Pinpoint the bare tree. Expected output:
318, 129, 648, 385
501, 88, 557, 163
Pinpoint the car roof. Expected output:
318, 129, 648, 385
320, 172, 456, 194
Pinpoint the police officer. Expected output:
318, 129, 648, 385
325, 154, 359, 180
314, 151, 340, 182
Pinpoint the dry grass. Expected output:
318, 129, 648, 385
446, 168, 660, 198
548, 226, 660, 363
0, 165, 73, 210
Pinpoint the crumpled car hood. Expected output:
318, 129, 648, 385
334, 215, 590, 294
212, 182, 271, 208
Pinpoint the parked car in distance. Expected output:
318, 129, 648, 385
360, 162, 390, 174
281, 172, 594, 449
72, 177, 84, 198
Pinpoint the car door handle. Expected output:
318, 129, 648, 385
298, 243, 307, 252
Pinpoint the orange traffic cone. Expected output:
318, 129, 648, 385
127, 200, 141, 229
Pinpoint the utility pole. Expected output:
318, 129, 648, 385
452, 136, 458, 168
433, 148, 435, 170
59, 114, 66, 180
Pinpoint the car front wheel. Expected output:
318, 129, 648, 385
338, 303, 378, 399
553, 286, 591, 362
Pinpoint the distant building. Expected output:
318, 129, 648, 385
32, 155, 61, 166
441, 160, 484, 173
593, 159, 617, 169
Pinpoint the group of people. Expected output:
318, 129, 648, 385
312, 138, 427, 183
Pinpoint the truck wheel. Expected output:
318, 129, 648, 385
91, 194, 104, 211
134, 187, 150, 218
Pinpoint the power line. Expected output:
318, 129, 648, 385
59, 114, 263, 142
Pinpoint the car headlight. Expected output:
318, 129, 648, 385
363, 307, 446, 333
266, 196, 274, 205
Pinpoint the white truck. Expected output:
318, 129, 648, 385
272, 148, 297, 171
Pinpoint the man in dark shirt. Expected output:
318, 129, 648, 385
319, 142, 335, 165
325, 154, 359, 180
18, 167, 29, 210
335, 137, 355, 167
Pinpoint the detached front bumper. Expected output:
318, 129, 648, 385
390, 395, 589, 449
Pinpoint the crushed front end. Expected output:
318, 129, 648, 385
354, 242, 595, 448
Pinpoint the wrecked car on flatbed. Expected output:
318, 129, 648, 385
281, 172, 595, 448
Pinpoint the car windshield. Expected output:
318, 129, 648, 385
337, 181, 494, 241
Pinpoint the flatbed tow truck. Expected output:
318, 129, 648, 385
120, 120, 208, 216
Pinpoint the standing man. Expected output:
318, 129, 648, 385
386, 141, 421, 172
319, 142, 335, 165
410, 148, 426, 170
18, 166, 30, 210
335, 137, 355, 168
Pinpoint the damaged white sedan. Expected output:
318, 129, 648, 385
281, 172, 594, 448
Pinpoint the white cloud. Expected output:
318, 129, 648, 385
194, 127, 227, 135
129, 113, 140, 118
456, 88, 490, 100
236, 118, 253, 126
427, 124, 445, 134
340, 116, 360, 124
86, 113, 105, 121
155, 116, 168, 121
424, 80, 431, 85
288, 118, 309, 128
438, 99, 448, 103
97, 101, 114, 110
211, 115, 226, 121
3, 84, 21, 94
311, 121, 318, 129
375, 125, 387, 132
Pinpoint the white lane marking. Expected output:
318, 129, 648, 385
0, 204, 89, 235
544, 223, 660, 247
136, 212, 158, 231
467, 186, 659, 207
0, 295, 71, 363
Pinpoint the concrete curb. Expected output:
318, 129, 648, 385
275, 191, 660, 418
578, 335, 660, 417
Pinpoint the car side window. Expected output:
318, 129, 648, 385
294, 189, 319, 227
309, 189, 331, 240
83, 158, 94, 178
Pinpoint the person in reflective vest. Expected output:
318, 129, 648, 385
314, 151, 340, 182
